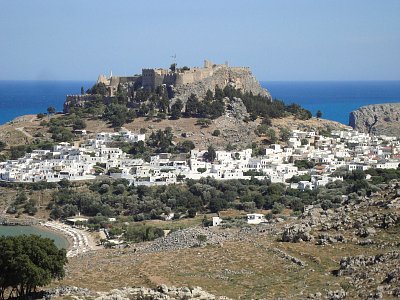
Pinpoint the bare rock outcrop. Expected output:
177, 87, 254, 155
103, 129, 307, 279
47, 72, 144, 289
349, 103, 400, 136
173, 66, 270, 104
46, 285, 232, 300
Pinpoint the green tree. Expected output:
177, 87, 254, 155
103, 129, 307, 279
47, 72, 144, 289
214, 85, 224, 100
316, 110, 322, 118
50, 127, 74, 142
47, 106, 56, 115
103, 103, 129, 127
205, 145, 216, 162
0, 141, 6, 151
255, 124, 269, 136
271, 202, 284, 214
196, 234, 207, 246
80, 86, 85, 95
185, 94, 199, 116
15, 191, 28, 205
204, 89, 214, 101
176, 140, 195, 153
195, 118, 211, 128
212, 129, 221, 137
88, 82, 107, 96
266, 129, 277, 143
301, 138, 308, 146
72, 119, 87, 130
147, 128, 174, 152
23, 199, 38, 215
170, 99, 183, 119
0, 235, 67, 299
279, 127, 291, 142
124, 225, 164, 242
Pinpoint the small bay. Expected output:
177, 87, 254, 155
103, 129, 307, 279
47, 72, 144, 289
0, 225, 69, 249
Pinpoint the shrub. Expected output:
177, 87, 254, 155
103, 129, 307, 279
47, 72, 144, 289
0, 235, 67, 298
271, 202, 284, 214
212, 129, 221, 137
124, 225, 164, 243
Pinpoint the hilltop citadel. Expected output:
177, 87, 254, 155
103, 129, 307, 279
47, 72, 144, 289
64, 59, 270, 113
96, 59, 267, 97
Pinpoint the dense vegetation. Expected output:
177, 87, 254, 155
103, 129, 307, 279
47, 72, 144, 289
0, 235, 67, 299
72, 83, 312, 128
39, 168, 399, 224
219, 85, 312, 120
0, 140, 56, 162
0, 82, 314, 161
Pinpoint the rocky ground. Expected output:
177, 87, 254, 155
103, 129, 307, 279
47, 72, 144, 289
281, 182, 400, 299
50, 182, 399, 299
46, 285, 232, 300
349, 103, 400, 137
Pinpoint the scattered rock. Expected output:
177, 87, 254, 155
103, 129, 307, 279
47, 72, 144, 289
281, 224, 314, 242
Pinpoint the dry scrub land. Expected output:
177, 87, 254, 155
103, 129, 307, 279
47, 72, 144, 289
0, 113, 349, 151
59, 223, 399, 299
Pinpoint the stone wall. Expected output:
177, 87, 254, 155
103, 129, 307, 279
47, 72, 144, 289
64, 60, 271, 111
175, 67, 214, 85
349, 103, 400, 136
173, 65, 271, 103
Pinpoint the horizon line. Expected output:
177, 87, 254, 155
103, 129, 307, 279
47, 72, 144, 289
1, 79, 400, 82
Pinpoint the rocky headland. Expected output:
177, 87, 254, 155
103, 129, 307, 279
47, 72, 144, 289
349, 103, 400, 136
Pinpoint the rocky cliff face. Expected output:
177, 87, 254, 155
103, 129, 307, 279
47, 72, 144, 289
173, 66, 270, 103
349, 103, 400, 136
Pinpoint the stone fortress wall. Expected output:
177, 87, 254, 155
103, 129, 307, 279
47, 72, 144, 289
138, 59, 270, 101
172, 60, 270, 101
95, 59, 267, 97
64, 59, 270, 112
97, 73, 140, 96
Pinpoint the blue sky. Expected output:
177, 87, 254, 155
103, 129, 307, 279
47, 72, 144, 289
0, 0, 399, 81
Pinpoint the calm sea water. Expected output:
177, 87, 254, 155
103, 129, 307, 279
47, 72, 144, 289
0, 80, 94, 125
0, 225, 69, 249
0, 80, 399, 126
263, 81, 400, 125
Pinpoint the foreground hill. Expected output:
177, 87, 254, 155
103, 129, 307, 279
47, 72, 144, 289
349, 103, 400, 137
0, 112, 349, 153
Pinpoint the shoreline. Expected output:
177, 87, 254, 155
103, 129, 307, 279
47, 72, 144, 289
32, 223, 72, 250
0, 222, 70, 249
40, 221, 98, 257
0, 215, 99, 257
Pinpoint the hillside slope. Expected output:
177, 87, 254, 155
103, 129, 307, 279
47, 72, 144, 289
0, 113, 349, 152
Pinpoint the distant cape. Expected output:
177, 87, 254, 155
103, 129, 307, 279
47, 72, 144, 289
349, 102, 400, 136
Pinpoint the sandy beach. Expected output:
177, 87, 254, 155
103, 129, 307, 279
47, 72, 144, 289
41, 221, 98, 257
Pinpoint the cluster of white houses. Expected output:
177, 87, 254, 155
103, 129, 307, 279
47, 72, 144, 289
1, 128, 399, 190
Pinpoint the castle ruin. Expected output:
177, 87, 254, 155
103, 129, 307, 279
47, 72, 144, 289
95, 60, 268, 99
64, 60, 270, 112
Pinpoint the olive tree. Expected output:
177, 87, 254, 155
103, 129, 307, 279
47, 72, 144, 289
0, 235, 67, 299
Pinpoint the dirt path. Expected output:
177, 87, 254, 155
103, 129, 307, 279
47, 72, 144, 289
15, 127, 33, 139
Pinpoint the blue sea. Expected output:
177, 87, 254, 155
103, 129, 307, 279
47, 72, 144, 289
262, 81, 400, 125
0, 80, 399, 126
0, 225, 69, 249
0, 80, 94, 125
